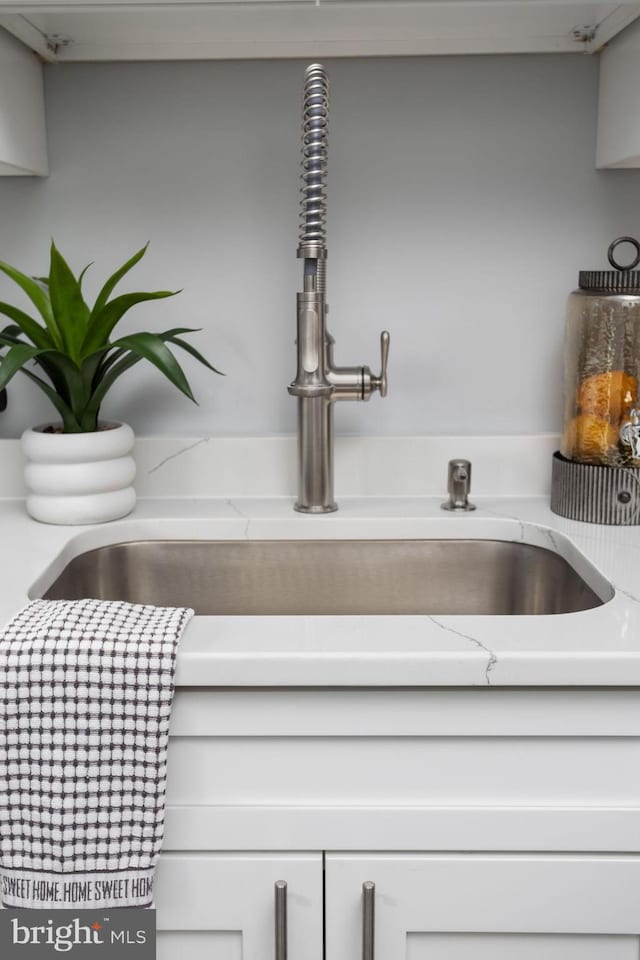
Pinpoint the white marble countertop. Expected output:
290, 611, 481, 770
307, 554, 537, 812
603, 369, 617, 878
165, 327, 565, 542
2, 492, 640, 687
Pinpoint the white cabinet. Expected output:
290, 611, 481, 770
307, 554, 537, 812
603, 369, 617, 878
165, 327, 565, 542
597, 16, 640, 167
152, 849, 640, 958
154, 853, 323, 960
325, 854, 640, 960
159, 687, 640, 955
0, 27, 47, 175
2, 1, 638, 174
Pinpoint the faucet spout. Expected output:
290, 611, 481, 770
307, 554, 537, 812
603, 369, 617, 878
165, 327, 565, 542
289, 64, 390, 513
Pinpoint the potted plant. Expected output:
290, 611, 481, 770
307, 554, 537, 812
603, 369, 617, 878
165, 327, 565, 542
0, 242, 221, 524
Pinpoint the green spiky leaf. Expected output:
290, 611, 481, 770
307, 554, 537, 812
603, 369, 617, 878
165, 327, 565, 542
0, 343, 50, 391
78, 262, 93, 289
21, 367, 82, 433
48, 243, 90, 360
92, 243, 149, 317
0, 260, 62, 348
0, 303, 53, 348
111, 332, 195, 400
165, 331, 225, 375
82, 289, 178, 356
82, 351, 142, 425
0, 324, 27, 343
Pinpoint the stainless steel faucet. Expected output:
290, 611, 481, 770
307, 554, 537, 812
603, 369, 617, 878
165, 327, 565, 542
288, 64, 390, 513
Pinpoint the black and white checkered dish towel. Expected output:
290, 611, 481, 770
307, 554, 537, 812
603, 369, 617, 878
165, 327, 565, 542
0, 598, 193, 910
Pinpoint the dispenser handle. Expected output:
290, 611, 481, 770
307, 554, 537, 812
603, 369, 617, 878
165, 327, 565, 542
373, 331, 390, 398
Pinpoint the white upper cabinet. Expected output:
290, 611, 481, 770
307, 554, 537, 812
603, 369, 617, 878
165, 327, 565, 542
0, 27, 47, 175
0, 1, 638, 62
597, 16, 640, 167
1, 1, 639, 176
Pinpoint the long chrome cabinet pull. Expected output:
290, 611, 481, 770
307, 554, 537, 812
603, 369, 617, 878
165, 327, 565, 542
275, 880, 287, 960
362, 881, 375, 960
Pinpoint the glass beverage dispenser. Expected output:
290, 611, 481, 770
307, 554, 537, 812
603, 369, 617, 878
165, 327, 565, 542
551, 237, 640, 524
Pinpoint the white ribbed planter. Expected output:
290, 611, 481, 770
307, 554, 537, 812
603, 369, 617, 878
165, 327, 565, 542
21, 421, 136, 525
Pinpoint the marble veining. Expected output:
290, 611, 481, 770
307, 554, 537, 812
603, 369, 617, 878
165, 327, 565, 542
428, 616, 498, 685
479, 506, 527, 542
147, 436, 210, 474
613, 584, 640, 604
225, 499, 252, 538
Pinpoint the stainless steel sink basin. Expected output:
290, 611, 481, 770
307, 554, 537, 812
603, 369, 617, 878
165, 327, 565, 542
41, 539, 606, 615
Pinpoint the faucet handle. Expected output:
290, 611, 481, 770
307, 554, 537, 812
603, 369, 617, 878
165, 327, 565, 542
372, 330, 390, 398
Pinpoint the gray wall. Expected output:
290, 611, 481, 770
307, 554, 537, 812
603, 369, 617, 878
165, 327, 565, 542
0, 54, 639, 437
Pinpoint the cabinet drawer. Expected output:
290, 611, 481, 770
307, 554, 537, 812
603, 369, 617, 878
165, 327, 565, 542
167, 736, 640, 806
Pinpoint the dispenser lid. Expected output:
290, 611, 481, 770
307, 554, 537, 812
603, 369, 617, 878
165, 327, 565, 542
579, 236, 640, 293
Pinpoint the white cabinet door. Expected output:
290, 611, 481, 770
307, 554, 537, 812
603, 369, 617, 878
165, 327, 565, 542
155, 852, 323, 960
597, 17, 640, 167
0, 28, 47, 175
326, 854, 640, 960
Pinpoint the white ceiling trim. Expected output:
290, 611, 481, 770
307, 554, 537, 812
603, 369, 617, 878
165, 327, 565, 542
1, 1, 639, 62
